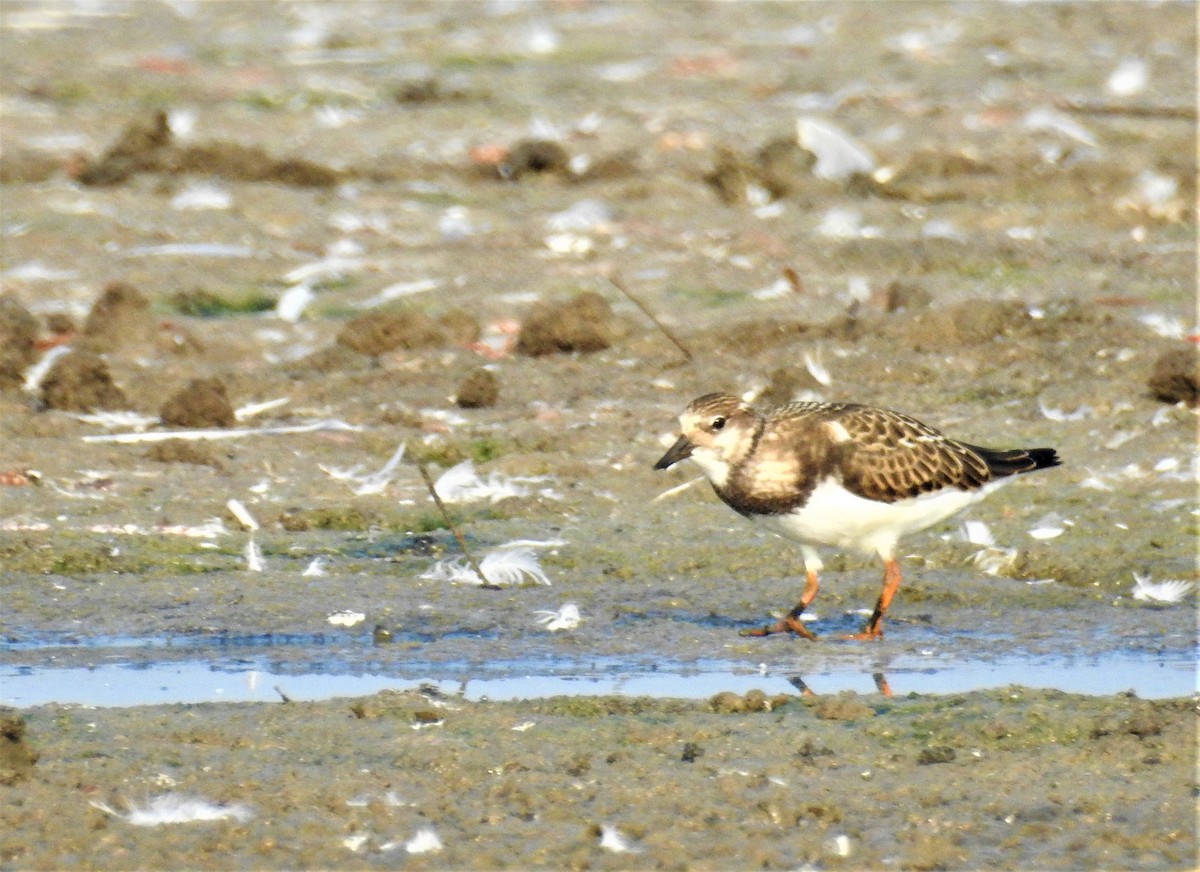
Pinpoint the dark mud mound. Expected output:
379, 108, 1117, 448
499, 138, 571, 180
516, 291, 616, 356
1148, 346, 1199, 406
159, 377, 235, 428
78, 110, 340, 188
81, 281, 155, 353
0, 711, 39, 786
455, 367, 500, 408
709, 689, 792, 714
0, 297, 39, 392
170, 141, 339, 187
75, 110, 172, 186
39, 351, 127, 412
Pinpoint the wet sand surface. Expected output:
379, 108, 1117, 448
1, 1, 1197, 868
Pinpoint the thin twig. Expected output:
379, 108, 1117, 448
607, 273, 693, 363
1054, 99, 1195, 120
414, 459, 497, 590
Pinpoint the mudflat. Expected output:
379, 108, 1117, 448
1, 2, 1195, 869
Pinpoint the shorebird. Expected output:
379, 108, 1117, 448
654, 392, 1060, 639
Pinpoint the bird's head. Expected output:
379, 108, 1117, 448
654, 393, 759, 487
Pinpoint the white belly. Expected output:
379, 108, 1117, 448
756, 476, 1003, 558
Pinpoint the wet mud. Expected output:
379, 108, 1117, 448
1, 1, 1197, 869
3, 689, 1197, 870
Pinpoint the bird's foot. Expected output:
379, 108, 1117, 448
739, 615, 817, 640
840, 624, 884, 641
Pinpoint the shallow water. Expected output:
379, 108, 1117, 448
3, 633, 1193, 707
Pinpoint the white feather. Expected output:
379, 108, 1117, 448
1038, 400, 1093, 422
71, 410, 159, 430
91, 794, 253, 826
960, 520, 995, 547
396, 827, 443, 854
226, 498, 259, 532
1132, 573, 1194, 604
796, 118, 876, 180
1027, 513, 1067, 540
803, 350, 832, 386
233, 397, 290, 420
23, 345, 73, 393
352, 442, 406, 496
423, 544, 552, 587
275, 283, 314, 323
535, 603, 581, 631
244, 538, 265, 572
971, 543, 1019, 576
433, 459, 546, 504
599, 824, 640, 853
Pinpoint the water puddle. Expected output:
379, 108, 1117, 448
2, 638, 1194, 708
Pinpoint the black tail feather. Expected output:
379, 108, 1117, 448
966, 444, 1061, 477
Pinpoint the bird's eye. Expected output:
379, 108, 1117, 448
711, 416, 726, 431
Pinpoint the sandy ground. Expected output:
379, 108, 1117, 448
1, 1, 1197, 868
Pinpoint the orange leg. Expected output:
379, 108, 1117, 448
872, 672, 893, 698
844, 557, 902, 641
740, 569, 820, 640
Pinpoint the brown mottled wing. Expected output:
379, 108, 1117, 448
821, 405, 993, 502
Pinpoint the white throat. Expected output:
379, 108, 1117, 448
688, 445, 732, 488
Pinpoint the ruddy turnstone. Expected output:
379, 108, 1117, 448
654, 393, 1060, 640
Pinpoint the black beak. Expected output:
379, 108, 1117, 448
654, 434, 694, 470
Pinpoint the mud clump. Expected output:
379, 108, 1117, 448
159, 377, 236, 428
516, 292, 615, 356
706, 140, 820, 205
812, 694, 876, 721
277, 506, 380, 532
170, 141, 339, 187
1147, 347, 1198, 407
917, 745, 957, 765
76, 109, 172, 186
756, 136, 818, 199
499, 138, 571, 180
349, 688, 455, 723
709, 689, 791, 713
81, 281, 155, 352
40, 351, 128, 411
705, 145, 763, 206
336, 308, 449, 356
392, 76, 469, 104
456, 368, 500, 408
0, 710, 40, 786
78, 110, 340, 188
0, 297, 39, 392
